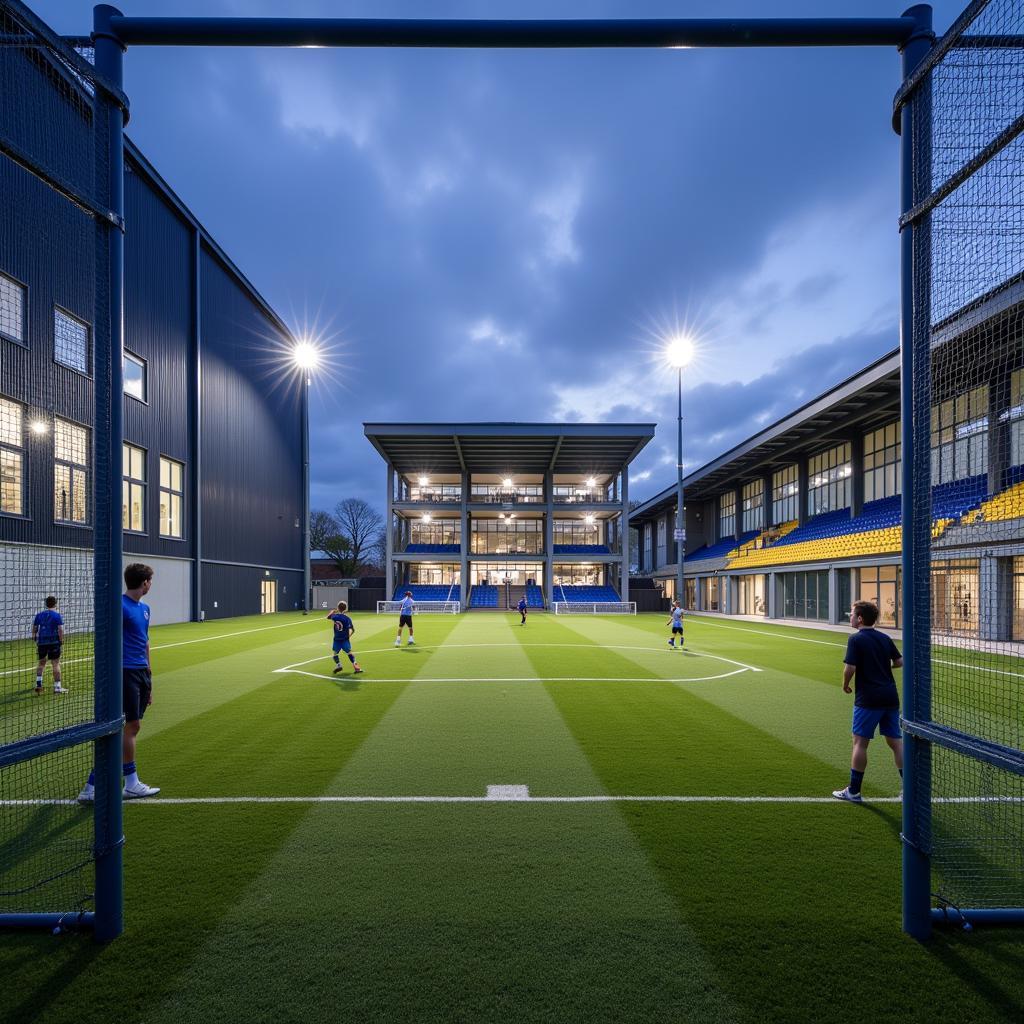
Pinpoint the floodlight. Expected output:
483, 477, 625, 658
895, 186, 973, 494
665, 335, 696, 369
418, 476, 429, 486
30, 420, 49, 434
292, 340, 320, 371
586, 477, 596, 488
585, 514, 595, 525
422, 514, 432, 523
502, 478, 513, 488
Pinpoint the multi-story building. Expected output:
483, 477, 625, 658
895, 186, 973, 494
632, 278, 1024, 640
364, 423, 654, 609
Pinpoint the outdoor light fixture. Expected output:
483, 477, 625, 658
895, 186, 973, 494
30, 420, 49, 434
665, 334, 696, 369
502, 478, 513, 488
586, 477, 596, 488
419, 476, 429, 486
422, 514, 431, 523
292, 339, 320, 372
585, 514, 595, 525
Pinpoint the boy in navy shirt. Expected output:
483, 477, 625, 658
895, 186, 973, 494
32, 595, 66, 695
78, 563, 160, 803
328, 601, 362, 675
833, 600, 904, 803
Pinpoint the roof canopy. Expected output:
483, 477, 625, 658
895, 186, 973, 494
364, 423, 655, 476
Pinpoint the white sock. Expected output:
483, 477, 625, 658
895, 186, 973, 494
36, 675, 43, 686
124, 770, 139, 787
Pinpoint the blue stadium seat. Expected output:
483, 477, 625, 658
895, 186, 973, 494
557, 585, 621, 603
552, 544, 611, 555
686, 531, 759, 561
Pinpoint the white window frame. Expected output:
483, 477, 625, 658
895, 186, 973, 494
54, 417, 89, 525
0, 396, 25, 516
124, 351, 147, 403
123, 441, 147, 533
159, 455, 185, 539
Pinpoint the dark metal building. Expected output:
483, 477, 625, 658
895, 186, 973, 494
1, 42, 304, 624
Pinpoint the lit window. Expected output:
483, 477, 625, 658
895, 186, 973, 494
122, 442, 146, 532
54, 418, 88, 524
0, 397, 25, 515
124, 352, 147, 401
0, 272, 26, 344
54, 308, 90, 373
159, 456, 184, 538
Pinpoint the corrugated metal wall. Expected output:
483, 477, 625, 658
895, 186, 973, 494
200, 248, 303, 572
202, 561, 304, 619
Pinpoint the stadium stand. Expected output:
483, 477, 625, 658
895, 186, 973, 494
392, 584, 461, 602
964, 478, 1024, 524
524, 583, 545, 608
685, 531, 759, 562
555, 585, 622, 603
469, 584, 499, 608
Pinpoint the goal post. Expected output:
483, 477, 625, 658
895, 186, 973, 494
552, 602, 637, 615
376, 600, 460, 614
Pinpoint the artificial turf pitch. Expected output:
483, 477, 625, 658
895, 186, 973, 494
1, 610, 1022, 1023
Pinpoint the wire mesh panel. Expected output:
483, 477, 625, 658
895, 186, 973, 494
903, 0, 1024, 926
0, 0, 118, 932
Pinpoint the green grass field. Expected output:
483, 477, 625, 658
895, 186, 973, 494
2, 610, 1023, 1024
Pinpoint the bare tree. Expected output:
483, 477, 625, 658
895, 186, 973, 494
332, 498, 384, 577
310, 509, 340, 553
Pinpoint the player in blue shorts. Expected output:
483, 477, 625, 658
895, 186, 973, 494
666, 599, 684, 648
395, 591, 415, 646
833, 599, 904, 803
78, 563, 160, 803
328, 601, 362, 675
517, 595, 527, 626
32, 595, 66, 694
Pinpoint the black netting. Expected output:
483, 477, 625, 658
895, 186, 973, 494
1, 0, 114, 921
908, 0, 1024, 916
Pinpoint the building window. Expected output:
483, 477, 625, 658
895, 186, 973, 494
780, 569, 830, 621
123, 442, 146, 532
553, 518, 602, 546
125, 352, 147, 402
0, 397, 25, 515
772, 465, 799, 524
643, 523, 652, 570
719, 492, 736, 539
737, 574, 766, 616
807, 443, 851, 517
54, 308, 90, 373
410, 516, 460, 546
742, 480, 764, 532
54, 418, 88, 524
857, 564, 901, 629
657, 516, 666, 564
470, 517, 542, 554
864, 422, 901, 502
931, 559, 979, 636
160, 456, 184, 538
930, 385, 988, 484
0, 271, 26, 344
1007, 370, 1024, 468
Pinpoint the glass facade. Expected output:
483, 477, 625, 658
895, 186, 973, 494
742, 480, 764, 532
124, 352, 147, 401
780, 570, 829, 621
54, 308, 89, 373
471, 483, 543, 503
772, 465, 799, 524
553, 563, 602, 585
408, 563, 460, 585
931, 559, 980, 636
476, 562, 543, 586
1009, 370, 1024, 468
408, 482, 461, 503
122, 442, 146, 533
700, 576, 720, 612
1013, 556, 1024, 641
0, 270, 25, 343
410, 517, 460, 546
807, 444, 851, 516
930, 385, 988, 484
719, 492, 736, 540
0, 397, 24, 515
863, 422, 901, 502
857, 565, 901, 628
471, 518, 542, 554
737, 574, 766, 616
54, 418, 88, 524
553, 519, 603, 545
160, 456, 184, 538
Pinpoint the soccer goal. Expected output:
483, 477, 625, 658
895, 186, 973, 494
376, 600, 460, 614
552, 602, 637, 615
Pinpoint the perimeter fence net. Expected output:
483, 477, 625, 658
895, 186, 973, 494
0, 0, 114, 926
903, 0, 1024, 920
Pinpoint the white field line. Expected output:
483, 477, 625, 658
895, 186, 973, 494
0, 617, 320, 678
273, 642, 762, 683
4, 795, 1020, 807
692, 618, 1024, 680
280, 668, 749, 684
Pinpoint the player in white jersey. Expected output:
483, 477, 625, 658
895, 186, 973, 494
395, 591, 415, 646
667, 600, 684, 649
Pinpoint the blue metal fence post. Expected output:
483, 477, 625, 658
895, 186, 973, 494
92, 3, 126, 944
898, 3, 934, 943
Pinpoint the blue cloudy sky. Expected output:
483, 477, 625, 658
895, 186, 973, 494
41, 1, 966, 511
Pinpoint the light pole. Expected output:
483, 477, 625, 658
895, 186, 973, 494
293, 340, 320, 614
665, 336, 695, 606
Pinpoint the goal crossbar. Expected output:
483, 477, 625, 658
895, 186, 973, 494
552, 602, 636, 615
376, 600, 460, 614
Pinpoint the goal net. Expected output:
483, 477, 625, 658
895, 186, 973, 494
376, 600, 460, 614
552, 602, 636, 615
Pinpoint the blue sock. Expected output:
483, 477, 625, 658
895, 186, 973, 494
849, 769, 865, 795
333, 655, 340, 664
123, 761, 136, 777
348, 653, 356, 664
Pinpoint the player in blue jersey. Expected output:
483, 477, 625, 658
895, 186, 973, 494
78, 563, 160, 803
32, 595, 66, 695
666, 599, 684, 648
395, 590, 415, 646
833, 600, 904, 803
328, 601, 362, 675
517, 595, 528, 626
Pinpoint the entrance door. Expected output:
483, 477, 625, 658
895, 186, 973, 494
261, 579, 277, 614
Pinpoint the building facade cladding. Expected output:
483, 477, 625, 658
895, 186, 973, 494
1, 123, 302, 620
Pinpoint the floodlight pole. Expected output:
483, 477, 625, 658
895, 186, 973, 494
676, 367, 685, 607
302, 375, 310, 614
